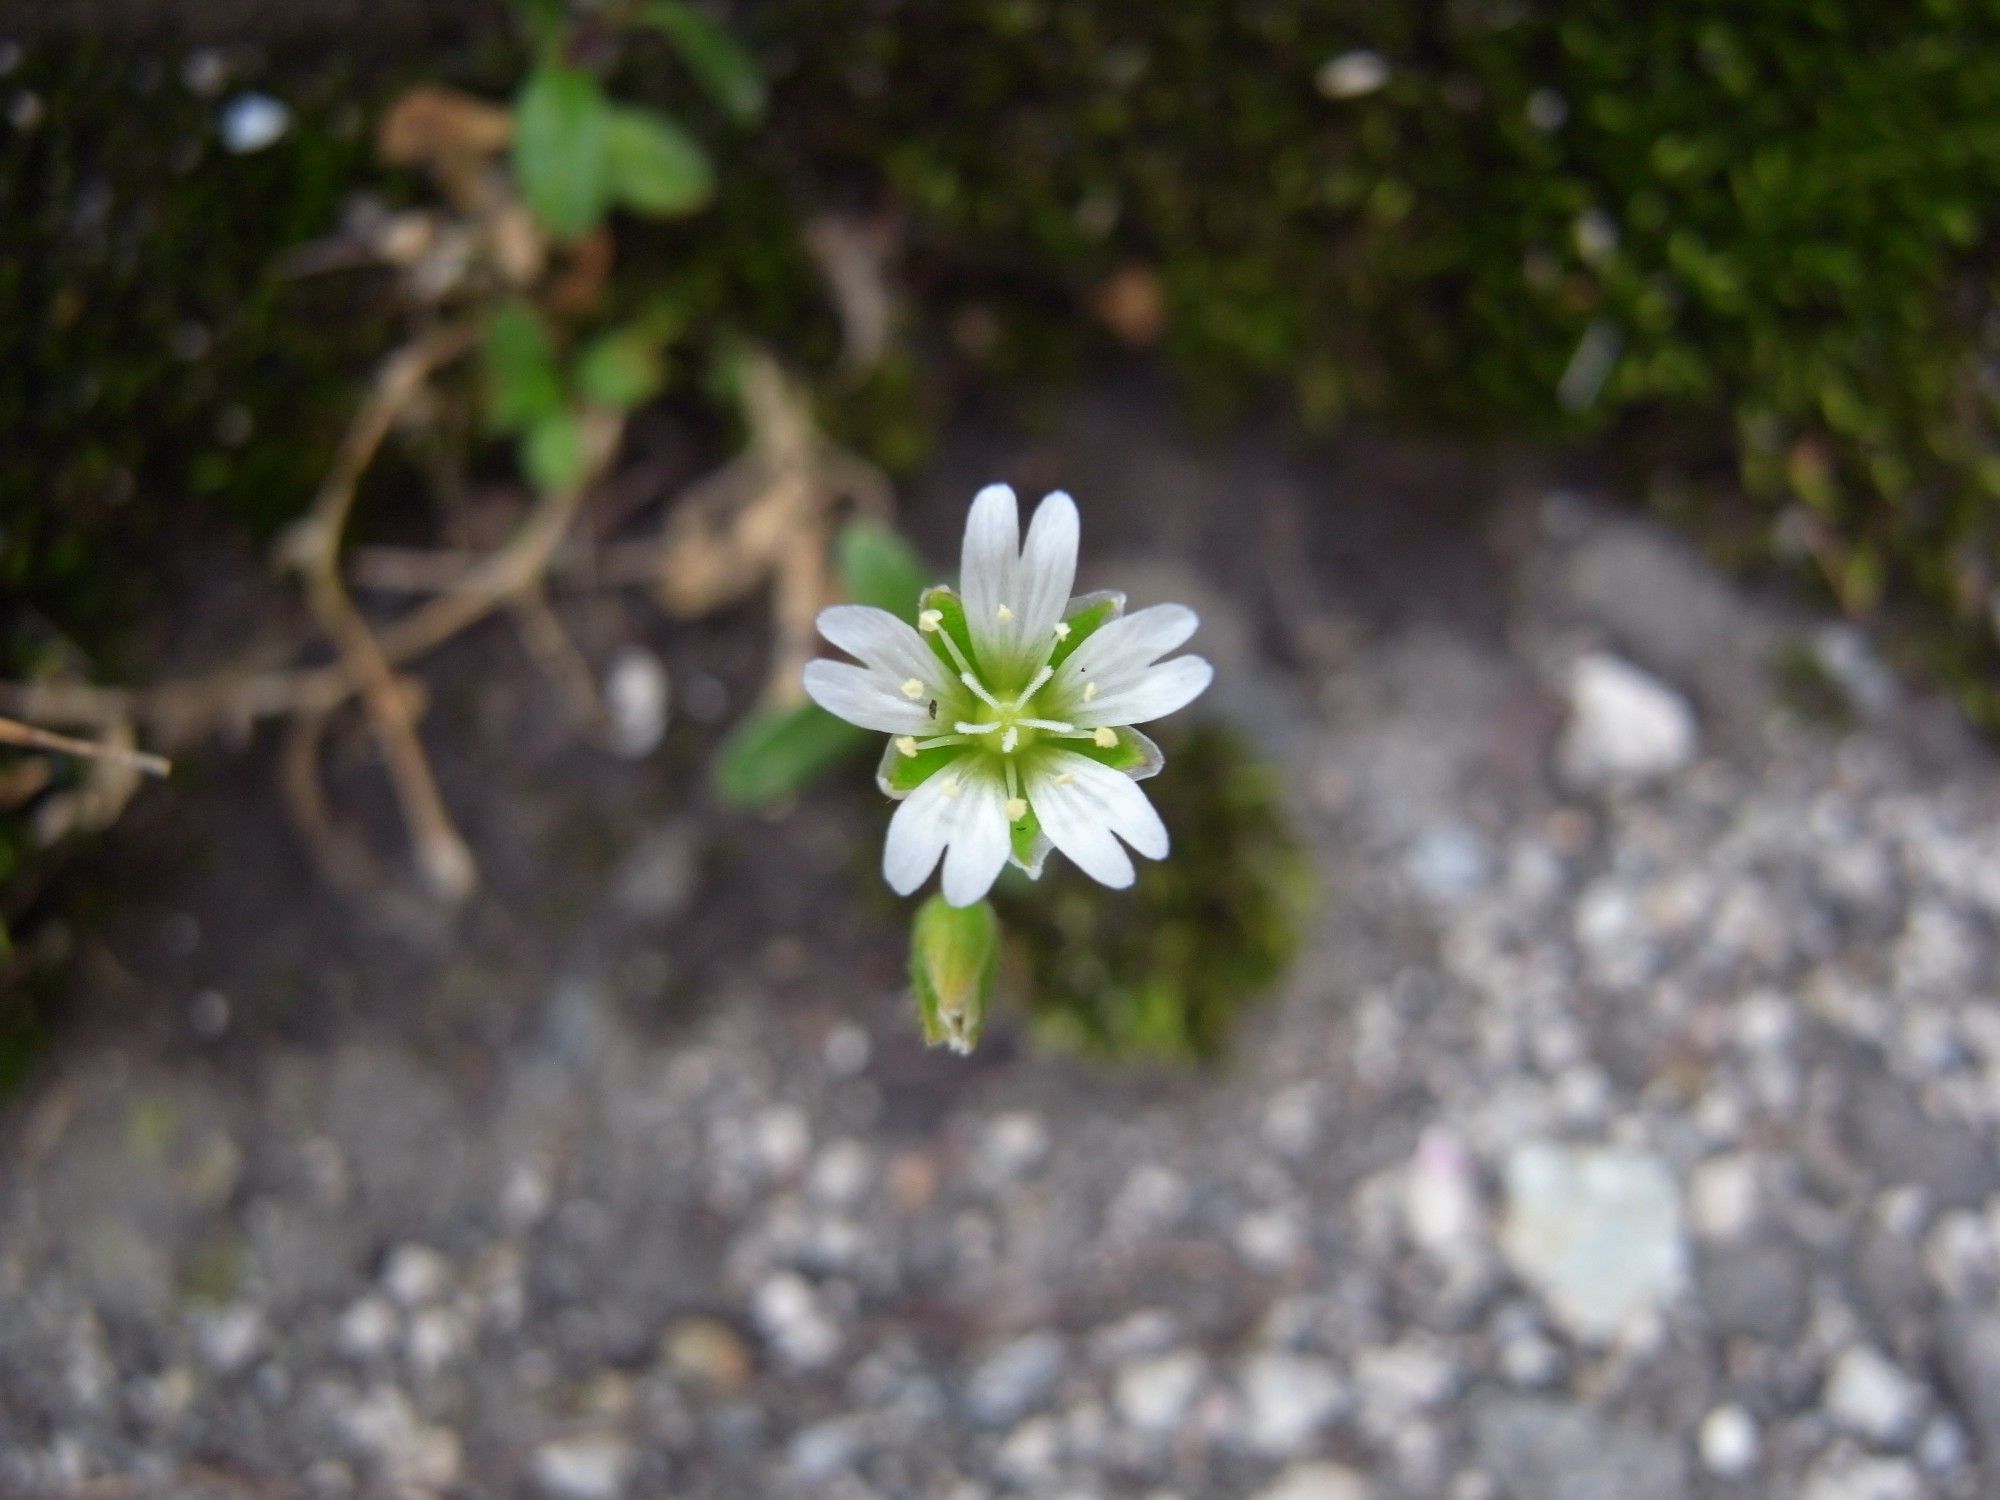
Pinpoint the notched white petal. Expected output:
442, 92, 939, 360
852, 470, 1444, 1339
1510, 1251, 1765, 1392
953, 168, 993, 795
883, 771, 954, 894
803, 659, 932, 734
1054, 603, 1199, 698
1013, 490, 1080, 651
817, 604, 949, 690
1026, 748, 1173, 889
960, 484, 1020, 664
1068, 655, 1212, 728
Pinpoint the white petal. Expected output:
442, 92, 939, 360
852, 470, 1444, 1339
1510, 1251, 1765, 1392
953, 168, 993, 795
941, 771, 1011, 906
1012, 491, 1079, 656
959, 484, 1019, 668
883, 766, 957, 894
1027, 749, 1172, 887
817, 604, 950, 691
1068, 655, 1212, 728
1051, 602, 1198, 705
803, 659, 931, 734
881, 755, 1010, 906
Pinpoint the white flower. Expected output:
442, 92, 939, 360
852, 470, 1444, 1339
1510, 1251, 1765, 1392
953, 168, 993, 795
803, 484, 1213, 906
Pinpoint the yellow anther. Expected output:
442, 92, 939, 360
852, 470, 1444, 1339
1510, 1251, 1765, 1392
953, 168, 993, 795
938, 776, 961, 798
1004, 797, 1028, 821
918, 609, 943, 632
1092, 726, 1117, 748
1053, 621, 1071, 640
1082, 681, 1099, 702
1054, 771, 1075, 785
995, 603, 1015, 622
895, 736, 918, 757
900, 677, 925, 699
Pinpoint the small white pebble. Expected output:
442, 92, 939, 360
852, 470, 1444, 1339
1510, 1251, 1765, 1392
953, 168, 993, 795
1699, 1403, 1759, 1477
220, 93, 291, 153
1316, 50, 1391, 99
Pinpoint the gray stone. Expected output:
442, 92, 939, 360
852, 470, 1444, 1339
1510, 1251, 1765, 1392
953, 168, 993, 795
1475, 1396, 1688, 1500
1697, 1239, 1811, 1344
1941, 1310, 2000, 1465
1849, 1074, 1995, 1209
1113, 1349, 1205, 1434
963, 1332, 1066, 1428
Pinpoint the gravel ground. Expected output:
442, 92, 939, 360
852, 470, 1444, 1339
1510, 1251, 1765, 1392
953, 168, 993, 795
6, 404, 2000, 1500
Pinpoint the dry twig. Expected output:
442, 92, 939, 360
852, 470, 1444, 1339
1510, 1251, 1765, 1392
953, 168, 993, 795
0, 715, 171, 778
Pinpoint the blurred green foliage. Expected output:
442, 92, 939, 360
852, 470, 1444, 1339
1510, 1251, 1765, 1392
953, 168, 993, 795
762, 0, 2000, 713
996, 725, 1310, 1062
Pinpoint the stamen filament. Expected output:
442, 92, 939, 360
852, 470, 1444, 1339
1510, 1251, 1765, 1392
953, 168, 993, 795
912, 734, 968, 751
960, 672, 1001, 710
932, 626, 977, 680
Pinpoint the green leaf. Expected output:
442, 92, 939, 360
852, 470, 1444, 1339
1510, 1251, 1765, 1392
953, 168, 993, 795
513, 65, 613, 241
483, 300, 565, 433
605, 107, 714, 218
522, 409, 587, 493
714, 701, 869, 808
637, 1, 767, 123
575, 329, 663, 411
910, 895, 998, 1055
836, 521, 927, 617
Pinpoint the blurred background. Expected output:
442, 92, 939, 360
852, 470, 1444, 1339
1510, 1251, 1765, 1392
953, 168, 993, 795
6, 3, 2000, 1497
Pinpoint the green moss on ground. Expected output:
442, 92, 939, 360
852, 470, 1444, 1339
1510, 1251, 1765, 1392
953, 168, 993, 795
995, 725, 1311, 1062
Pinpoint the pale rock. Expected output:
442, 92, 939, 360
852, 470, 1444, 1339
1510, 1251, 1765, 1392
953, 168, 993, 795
1800, 1453, 1922, 1500
382, 1244, 451, 1308
1114, 1350, 1205, 1434
1824, 1345, 1928, 1448
1697, 1404, 1759, 1477
1499, 1143, 1686, 1343
1687, 1153, 1759, 1242
1240, 1352, 1347, 1456
533, 1434, 636, 1500
1252, 1462, 1372, 1500
1557, 653, 1697, 789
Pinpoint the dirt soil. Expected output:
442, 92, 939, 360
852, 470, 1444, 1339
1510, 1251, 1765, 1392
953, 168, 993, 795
5, 385, 1998, 1500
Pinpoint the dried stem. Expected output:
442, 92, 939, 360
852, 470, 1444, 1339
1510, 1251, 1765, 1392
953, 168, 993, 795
0, 715, 171, 778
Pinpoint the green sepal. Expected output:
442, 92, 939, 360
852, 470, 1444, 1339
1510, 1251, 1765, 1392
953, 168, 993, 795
910, 895, 998, 1055
918, 585, 976, 675
1049, 590, 1124, 669
1071, 724, 1162, 779
878, 739, 963, 795
1008, 805, 1046, 871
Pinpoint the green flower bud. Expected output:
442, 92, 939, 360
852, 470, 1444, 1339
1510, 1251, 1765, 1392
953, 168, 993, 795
910, 895, 998, 1055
